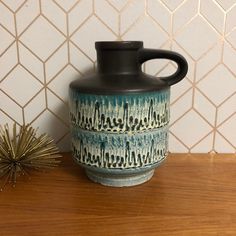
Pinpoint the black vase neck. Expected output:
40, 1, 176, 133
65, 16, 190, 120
96, 41, 143, 74
69, 41, 188, 94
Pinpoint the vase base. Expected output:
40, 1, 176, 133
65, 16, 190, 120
85, 169, 155, 187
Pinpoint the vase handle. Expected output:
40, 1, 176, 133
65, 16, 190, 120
138, 48, 188, 86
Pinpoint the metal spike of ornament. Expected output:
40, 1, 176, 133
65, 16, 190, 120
0, 123, 61, 190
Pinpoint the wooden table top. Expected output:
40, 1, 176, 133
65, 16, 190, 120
1, 153, 236, 236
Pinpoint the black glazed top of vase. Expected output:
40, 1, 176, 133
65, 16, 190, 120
95, 41, 143, 50
70, 41, 188, 95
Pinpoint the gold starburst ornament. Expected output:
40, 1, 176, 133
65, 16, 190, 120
0, 123, 61, 190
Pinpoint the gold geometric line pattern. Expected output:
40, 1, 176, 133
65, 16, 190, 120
217, 110, 236, 129
169, 107, 192, 128
0, 22, 15, 38
147, 12, 170, 36
0, 87, 24, 108
0, 0, 235, 153
121, 14, 145, 37
0, 39, 15, 58
217, 130, 236, 149
105, 0, 120, 13
169, 130, 190, 151
93, 14, 117, 37
51, 1, 67, 14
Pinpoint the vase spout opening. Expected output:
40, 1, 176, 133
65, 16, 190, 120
95, 41, 143, 51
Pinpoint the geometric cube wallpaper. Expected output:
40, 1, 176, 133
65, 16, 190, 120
0, 0, 235, 153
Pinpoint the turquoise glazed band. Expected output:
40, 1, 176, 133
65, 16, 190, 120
71, 126, 168, 169
69, 88, 170, 186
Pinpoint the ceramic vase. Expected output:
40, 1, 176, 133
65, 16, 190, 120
69, 41, 188, 187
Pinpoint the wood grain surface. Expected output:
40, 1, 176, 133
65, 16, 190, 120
0, 153, 236, 236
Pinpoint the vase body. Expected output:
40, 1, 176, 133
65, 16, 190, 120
69, 41, 188, 187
